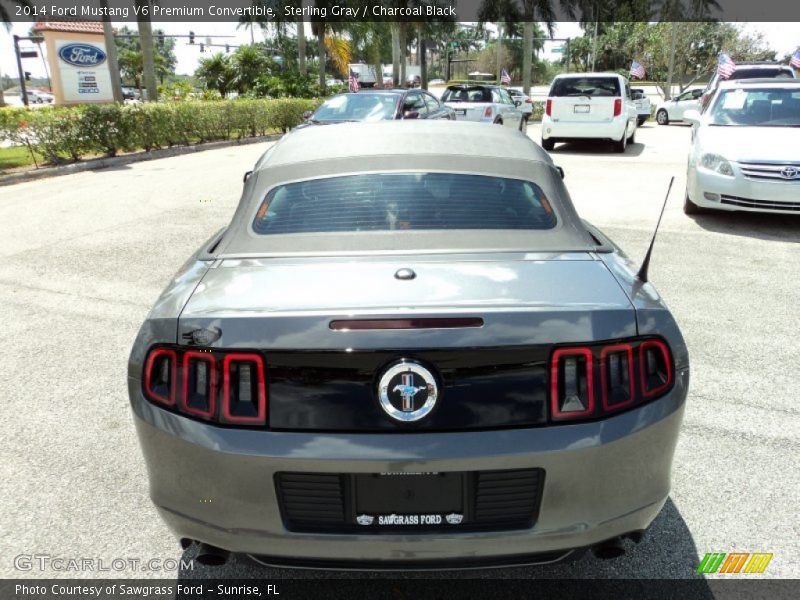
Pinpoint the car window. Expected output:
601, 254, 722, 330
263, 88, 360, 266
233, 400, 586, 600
728, 67, 795, 81
403, 93, 427, 115
423, 93, 440, 113
625, 84, 632, 99
677, 90, 695, 101
499, 89, 514, 105
313, 93, 399, 122
549, 76, 621, 97
252, 173, 558, 235
441, 86, 492, 103
709, 87, 800, 127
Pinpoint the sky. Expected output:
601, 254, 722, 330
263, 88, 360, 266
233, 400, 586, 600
1, 21, 798, 80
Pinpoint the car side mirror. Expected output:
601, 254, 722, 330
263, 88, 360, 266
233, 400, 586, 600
403, 110, 420, 119
683, 109, 701, 125
556, 166, 565, 180
243, 170, 253, 183
302, 110, 313, 120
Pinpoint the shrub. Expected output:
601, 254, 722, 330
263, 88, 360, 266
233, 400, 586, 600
0, 98, 319, 166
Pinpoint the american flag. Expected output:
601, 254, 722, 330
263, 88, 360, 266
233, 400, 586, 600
791, 49, 800, 69
348, 70, 359, 92
500, 68, 511, 85
717, 52, 736, 80
629, 60, 645, 80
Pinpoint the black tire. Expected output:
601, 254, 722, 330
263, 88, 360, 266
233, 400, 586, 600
495, 119, 503, 126
627, 125, 635, 144
637, 117, 647, 126
519, 117, 527, 134
541, 138, 555, 151
656, 110, 669, 125
683, 192, 705, 215
613, 129, 627, 153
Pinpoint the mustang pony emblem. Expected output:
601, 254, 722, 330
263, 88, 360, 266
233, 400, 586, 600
393, 373, 426, 411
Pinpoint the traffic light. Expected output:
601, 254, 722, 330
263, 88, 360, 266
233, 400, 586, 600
24, 71, 31, 81
189, 31, 195, 44
199, 44, 204, 53
157, 32, 165, 46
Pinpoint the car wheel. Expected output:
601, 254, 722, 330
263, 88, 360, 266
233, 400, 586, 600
637, 117, 646, 126
541, 138, 555, 151
627, 125, 635, 144
495, 119, 503, 126
683, 192, 705, 215
519, 117, 527, 134
656, 110, 669, 125
613, 130, 627, 153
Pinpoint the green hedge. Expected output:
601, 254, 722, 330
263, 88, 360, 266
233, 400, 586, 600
0, 98, 320, 166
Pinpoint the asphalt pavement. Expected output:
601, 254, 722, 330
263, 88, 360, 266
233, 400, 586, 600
0, 121, 797, 581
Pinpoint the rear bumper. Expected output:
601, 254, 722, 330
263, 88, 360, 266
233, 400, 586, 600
130, 367, 688, 567
541, 115, 628, 141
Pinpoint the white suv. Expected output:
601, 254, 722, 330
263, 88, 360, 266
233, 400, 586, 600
541, 73, 638, 153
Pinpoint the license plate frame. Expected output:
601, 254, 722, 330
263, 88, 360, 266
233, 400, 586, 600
574, 104, 590, 114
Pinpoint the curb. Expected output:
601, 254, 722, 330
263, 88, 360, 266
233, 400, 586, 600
0, 134, 283, 187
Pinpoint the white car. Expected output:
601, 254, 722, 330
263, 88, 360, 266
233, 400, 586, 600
630, 88, 651, 125
683, 79, 800, 215
441, 84, 526, 132
506, 88, 534, 119
28, 90, 54, 103
655, 88, 704, 125
541, 73, 638, 153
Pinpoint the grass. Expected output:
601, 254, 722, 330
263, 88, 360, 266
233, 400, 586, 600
0, 145, 38, 170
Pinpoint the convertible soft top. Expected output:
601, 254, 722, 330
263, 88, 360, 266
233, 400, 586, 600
214, 121, 603, 258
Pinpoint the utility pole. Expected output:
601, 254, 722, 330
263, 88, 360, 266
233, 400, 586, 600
522, 22, 533, 94
591, 13, 599, 72
136, 0, 158, 101
13, 35, 29, 106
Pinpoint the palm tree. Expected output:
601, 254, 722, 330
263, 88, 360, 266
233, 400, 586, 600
232, 45, 270, 93
196, 53, 237, 97
135, 0, 158, 101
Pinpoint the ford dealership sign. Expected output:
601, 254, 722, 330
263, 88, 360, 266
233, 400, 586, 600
58, 43, 107, 67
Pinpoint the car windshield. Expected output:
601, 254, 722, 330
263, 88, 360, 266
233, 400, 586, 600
727, 67, 794, 81
312, 93, 399, 122
252, 173, 557, 235
441, 87, 492, 102
709, 88, 800, 127
549, 77, 620, 97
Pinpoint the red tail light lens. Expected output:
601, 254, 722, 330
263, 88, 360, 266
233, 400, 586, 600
545, 98, 552, 116
144, 348, 177, 406
550, 338, 673, 422
525, 98, 532, 104
551, 348, 595, 419
222, 353, 267, 425
143, 346, 267, 427
613, 98, 622, 117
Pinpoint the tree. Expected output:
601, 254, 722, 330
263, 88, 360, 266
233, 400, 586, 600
195, 53, 237, 97
115, 26, 177, 83
135, 0, 158, 101
232, 45, 271, 93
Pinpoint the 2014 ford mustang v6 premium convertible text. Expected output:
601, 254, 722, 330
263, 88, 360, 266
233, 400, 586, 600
128, 121, 688, 569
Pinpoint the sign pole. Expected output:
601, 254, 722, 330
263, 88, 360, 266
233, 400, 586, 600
13, 35, 29, 106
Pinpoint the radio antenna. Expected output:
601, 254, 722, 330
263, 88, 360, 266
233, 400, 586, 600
637, 176, 674, 283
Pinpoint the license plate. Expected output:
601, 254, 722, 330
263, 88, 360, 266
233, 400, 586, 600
574, 104, 590, 113
455, 109, 466, 115
354, 473, 464, 527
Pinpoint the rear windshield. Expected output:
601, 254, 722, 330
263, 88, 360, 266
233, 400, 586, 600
441, 86, 492, 103
252, 173, 557, 235
549, 77, 621, 97
728, 68, 795, 81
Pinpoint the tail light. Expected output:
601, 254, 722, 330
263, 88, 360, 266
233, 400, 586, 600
545, 98, 552, 116
525, 98, 532, 104
143, 346, 267, 427
613, 98, 622, 117
550, 338, 673, 422
483, 106, 493, 118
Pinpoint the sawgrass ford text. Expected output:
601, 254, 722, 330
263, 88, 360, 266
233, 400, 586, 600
16, 4, 455, 19
14, 584, 275, 597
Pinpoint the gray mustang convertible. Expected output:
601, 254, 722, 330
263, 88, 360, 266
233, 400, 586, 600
129, 121, 688, 569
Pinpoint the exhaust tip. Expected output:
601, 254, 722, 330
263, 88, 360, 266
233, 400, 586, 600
195, 543, 230, 567
591, 537, 626, 560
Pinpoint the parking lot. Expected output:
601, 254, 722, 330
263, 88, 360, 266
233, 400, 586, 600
0, 121, 797, 581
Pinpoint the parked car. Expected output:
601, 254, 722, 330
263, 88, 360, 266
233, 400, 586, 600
300, 90, 454, 126
655, 88, 704, 125
129, 120, 688, 569
541, 73, 638, 152
28, 90, 53, 103
683, 79, 800, 215
428, 78, 446, 86
441, 84, 526, 132
506, 88, 534, 120
630, 88, 651, 125
700, 62, 795, 110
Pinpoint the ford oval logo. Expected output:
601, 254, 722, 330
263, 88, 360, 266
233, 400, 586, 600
58, 44, 107, 68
